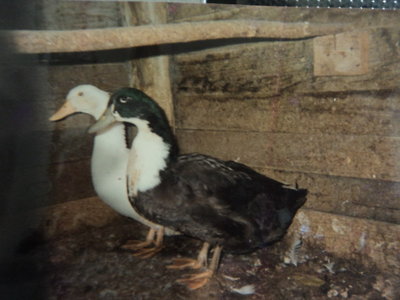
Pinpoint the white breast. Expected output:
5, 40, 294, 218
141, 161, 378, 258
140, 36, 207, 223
90, 123, 157, 228
126, 118, 170, 194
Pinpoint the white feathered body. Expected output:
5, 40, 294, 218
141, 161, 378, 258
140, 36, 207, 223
91, 122, 161, 229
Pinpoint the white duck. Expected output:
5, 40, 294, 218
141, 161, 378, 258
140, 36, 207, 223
50, 85, 174, 256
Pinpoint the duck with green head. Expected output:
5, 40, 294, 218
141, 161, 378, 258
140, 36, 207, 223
89, 87, 307, 290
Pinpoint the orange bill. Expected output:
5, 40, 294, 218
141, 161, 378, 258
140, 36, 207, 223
49, 101, 76, 121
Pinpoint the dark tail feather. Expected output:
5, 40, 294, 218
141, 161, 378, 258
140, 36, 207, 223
278, 187, 307, 229
250, 187, 307, 248
286, 187, 307, 212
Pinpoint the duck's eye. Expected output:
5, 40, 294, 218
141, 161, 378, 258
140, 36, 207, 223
78, 92, 84, 96
119, 96, 129, 103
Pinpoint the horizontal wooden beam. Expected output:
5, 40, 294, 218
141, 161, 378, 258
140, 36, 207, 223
6, 20, 354, 53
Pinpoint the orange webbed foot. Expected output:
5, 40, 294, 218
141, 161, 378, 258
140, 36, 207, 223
131, 245, 164, 259
168, 258, 203, 270
177, 270, 213, 290
170, 243, 223, 290
121, 227, 164, 259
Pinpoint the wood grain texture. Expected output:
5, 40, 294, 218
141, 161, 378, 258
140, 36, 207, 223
313, 31, 369, 76
6, 197, 125, 240
175, 92, 400, 137
168, 2, 400, 27
50, 128, 93, 164
48, 159, 95, 205
173, 39, 311, 98
124, 2, 175, 125
172, 28, 400, 97
37, 0, 123, 30
176, 129, 400, 182
9, 19, 354, 54
308, 28, 400, 93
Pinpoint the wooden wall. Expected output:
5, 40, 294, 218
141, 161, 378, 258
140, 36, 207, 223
167, 4, 400, 224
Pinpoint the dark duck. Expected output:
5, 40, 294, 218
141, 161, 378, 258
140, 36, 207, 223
89, 88, 307, 290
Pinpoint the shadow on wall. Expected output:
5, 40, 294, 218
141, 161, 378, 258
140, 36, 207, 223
0, 1, 49, 299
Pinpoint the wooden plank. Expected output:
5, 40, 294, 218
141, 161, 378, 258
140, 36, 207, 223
0, 127, 94, 168
313, 31, 369, 76
253, 168, 400, 224
2, 197, 124, 241
176, 129, 400, 182
48, 159, 95, 205
0, 130, 52, 171
172, 28, 400, 97
38, 0, 122, 30
1, 129, 95, 206
39, 197, 124, 239
168, 3, 400, 28
0, 159, 94, 212
175, 92, 400, 137
50, 127, 93, 164
172, 39, 311, 99
307, 28, 400, 93
9, 160, 96, 210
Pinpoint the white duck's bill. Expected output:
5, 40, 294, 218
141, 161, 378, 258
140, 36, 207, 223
88, 106, 116, 134
49, 101, 76, 121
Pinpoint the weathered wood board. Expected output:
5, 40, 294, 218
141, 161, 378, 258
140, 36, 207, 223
48, 160, 93, 205
173, 28, 400, 95
168, 3, 400, 27
175, 93, 400, 137
37, 0, 122, 30
176, 130, 400, 181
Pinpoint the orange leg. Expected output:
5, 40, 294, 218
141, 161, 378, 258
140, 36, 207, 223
175, 244, 223, 290
168, 242, 210, 270
122, 228, 156, 250
121, 227, 164, 258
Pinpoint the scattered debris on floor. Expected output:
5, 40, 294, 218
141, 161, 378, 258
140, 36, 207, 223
8, 220, 399, 299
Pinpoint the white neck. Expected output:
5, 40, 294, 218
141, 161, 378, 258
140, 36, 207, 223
125, 118, 170, 195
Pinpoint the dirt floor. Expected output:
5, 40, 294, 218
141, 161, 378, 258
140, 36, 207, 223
3, 219, 399, 300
